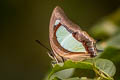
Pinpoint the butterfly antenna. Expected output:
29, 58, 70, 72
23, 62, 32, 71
35, 40, 51, 52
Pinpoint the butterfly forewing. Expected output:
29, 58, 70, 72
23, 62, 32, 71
49, 6, 97, 62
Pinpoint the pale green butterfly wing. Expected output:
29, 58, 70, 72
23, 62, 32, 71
55, 20, 86, 52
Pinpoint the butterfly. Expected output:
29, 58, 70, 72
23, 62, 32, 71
36, 6, 102, 64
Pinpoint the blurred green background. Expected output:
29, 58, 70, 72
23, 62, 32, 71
0, 0, 120, 80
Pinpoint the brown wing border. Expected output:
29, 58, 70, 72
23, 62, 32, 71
49, 6, 92, 61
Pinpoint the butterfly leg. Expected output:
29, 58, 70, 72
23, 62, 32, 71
51, 57, 65, 67
61, 56, 66, 62
47, 51, 62, 63
47, 51, 66, 64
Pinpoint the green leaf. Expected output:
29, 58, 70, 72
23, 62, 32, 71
48, 59, 116, 80
95, 59, 116, 77
52, 77, 61, 80
72, 68, 95, 78
48, 60, 93, 80
99, 47, 120, 80
54, 68, 75, 79
52, 77, 95, 80
63, 77, 80, 80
